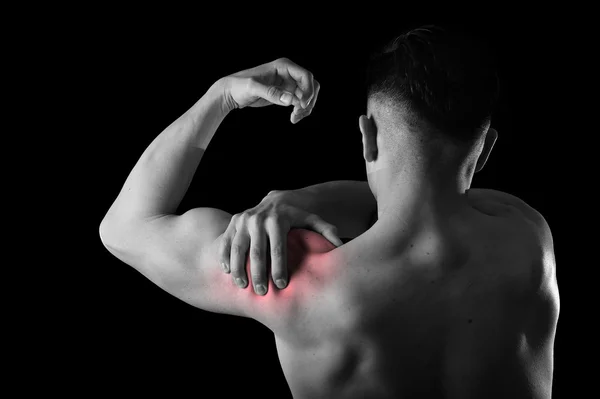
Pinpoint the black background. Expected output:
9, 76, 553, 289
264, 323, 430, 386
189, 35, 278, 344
52, 9, 577, 398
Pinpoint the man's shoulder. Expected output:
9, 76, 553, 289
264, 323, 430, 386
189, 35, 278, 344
467, 188, 551, 237
468, 188, 556, 297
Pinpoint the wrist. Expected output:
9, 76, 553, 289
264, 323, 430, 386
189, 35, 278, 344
212, 77, 238, 114
186, 79, 233, 121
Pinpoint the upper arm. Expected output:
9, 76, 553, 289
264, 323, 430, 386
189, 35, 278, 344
100, 208, 309, 326
518, 203, 559, 396
472, 189, 560, 336
501, 190, 560, 324
528, 208, 559, 333
101, 207, 256, 318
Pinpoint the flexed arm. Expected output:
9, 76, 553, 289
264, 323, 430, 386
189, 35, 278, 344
101, 58, 317, 227
99, 58, 323, 320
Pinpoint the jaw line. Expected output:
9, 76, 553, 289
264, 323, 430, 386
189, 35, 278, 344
367, 161, 387, 174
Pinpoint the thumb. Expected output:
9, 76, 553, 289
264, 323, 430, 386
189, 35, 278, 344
305, 214, 343, 247
254, 83, 297, 106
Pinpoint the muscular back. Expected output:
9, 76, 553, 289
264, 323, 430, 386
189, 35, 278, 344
259, 189, 558, 399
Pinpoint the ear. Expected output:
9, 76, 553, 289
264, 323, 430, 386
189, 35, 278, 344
359, 115, 378, 162
475, 128, 498, 173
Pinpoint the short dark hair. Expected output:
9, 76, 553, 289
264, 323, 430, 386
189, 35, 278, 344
365, 25, 500, 143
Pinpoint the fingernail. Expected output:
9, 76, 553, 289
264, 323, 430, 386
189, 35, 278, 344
235, 278, 246, 288
280, 92, 292, 105
221, 263, 229, 272
276, 279, 287, 289
255, 284, 266, 295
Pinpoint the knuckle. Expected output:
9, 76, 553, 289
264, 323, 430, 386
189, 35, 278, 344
236, 213, 250, 225
267, 189, 281, 197
231, 243, 244, 255
271, 245, 284, 259
250, 246, 264, 261
247, 214, 264, 229
266, 213, 281, 225
222, 226, 233, 238
245, 77, 257, 89
267, 85, 280, 99
248, 211, 262, 221
218, 239, 229, 253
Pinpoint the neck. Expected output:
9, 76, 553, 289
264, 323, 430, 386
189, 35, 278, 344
370, 155, 476, 229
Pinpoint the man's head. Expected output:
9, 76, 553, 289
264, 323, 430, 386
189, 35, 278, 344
360, 25, 500, 197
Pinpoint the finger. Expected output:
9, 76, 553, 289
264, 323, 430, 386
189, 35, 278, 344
218, 218, 238, 274
291, 107, 307, 124
294, 86, 304, 104
247, 216, 268, 295
293, 85, 312, 110
307, 79, 320, 109
249, 79, 300, 107
265, 216, 288, 289
299, 74, 316, 109
230, 232, 250, 289
275, 58, 314, 109
304, 214, 343, 247
291, 82, 320, 124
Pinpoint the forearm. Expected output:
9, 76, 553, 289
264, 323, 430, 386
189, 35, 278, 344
103, 79, 229, 226
284, 180, 377, 238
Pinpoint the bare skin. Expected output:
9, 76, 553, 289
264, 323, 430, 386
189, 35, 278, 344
100, 57, 558, 398
207, 188, 557, 399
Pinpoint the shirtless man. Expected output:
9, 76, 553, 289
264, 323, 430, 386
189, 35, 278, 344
100, 25, 559, 398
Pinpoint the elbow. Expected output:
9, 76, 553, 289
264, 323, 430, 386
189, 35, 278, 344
99, 218, 116, 251
99, 218, 135, 267
99, 217, 126, 253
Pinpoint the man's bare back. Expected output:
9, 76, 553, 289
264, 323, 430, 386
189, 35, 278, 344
241, 188, 558, 399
